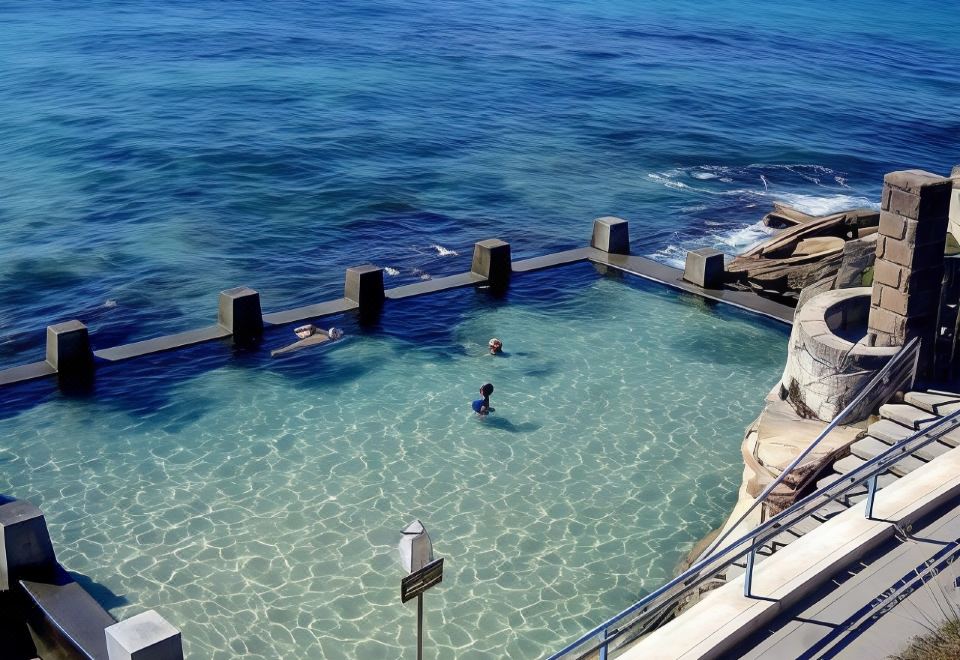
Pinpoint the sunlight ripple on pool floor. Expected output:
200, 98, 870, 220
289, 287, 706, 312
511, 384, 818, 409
1, 272, 787, 658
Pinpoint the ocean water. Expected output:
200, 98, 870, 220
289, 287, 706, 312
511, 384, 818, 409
1, 0, 958, 365
0, 266, 788, 658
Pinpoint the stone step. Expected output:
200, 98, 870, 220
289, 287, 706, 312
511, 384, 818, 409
833, 454, 868, 474
868, 428, 954, 462
773, 515, 822, 540
811, 499, 849, 522
879, 404, 938, 430
869, 418, 916, 444
850, 437, 927, 476
816, 471, 897, 504
871, 417, 960, 448
903, 391, 960, 415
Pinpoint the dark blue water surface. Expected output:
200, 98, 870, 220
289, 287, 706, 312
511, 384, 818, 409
1, 0, 958, 366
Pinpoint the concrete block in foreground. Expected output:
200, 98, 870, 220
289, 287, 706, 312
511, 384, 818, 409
344, 264, 385, 314
591, 216, 630, 254
683, 248, 725, 288
0, 499, 57, 591
471, 239, 511, 287
105, 610, 183, 660
45, 320, 93, 375
218, 287, 263, 344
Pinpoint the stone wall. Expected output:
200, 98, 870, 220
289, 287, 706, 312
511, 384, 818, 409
868, 170, 952, 359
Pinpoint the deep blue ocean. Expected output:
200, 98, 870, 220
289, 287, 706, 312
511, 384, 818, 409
1, 0, 958, 364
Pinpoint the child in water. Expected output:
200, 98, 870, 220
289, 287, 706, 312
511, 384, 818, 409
472, 383, 494, 415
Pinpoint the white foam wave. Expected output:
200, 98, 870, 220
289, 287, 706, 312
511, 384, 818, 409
714, 221, 776, 251
690, 172, 717, 180
384, 267, 400, 276
103, 299, 117, 308
773, 193, 877, 216
432, 244, 458, 257
649, 221, 776, 269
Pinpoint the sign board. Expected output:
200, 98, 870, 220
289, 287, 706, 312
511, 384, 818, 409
400, 557, 444, 603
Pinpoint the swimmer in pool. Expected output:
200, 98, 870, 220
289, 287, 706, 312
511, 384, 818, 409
472, 383, 494, 415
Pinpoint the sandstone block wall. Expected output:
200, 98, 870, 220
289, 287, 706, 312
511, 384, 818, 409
868, 170, 952, 353
947, 165, 960, 243
781, 288, 898, 421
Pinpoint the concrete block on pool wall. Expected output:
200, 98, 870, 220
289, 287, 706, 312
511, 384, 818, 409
45, 320, 93, 376
0, 499, 57, 591
590, 217, 630, 254
105, 610, 183, 660
218, 287, 263, 345
471, 239, 511, 287
344, 264, 385, 313
683, 248, 725, 288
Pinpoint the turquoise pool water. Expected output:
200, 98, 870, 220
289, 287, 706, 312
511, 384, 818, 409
0, 267, 786, 658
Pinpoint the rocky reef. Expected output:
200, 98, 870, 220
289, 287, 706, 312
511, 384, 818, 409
726, 207, 879, 304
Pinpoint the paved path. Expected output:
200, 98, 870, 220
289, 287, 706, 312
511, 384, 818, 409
739, 496, 960, 659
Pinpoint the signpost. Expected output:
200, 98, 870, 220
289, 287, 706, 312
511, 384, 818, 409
401, 557, 444, 603
398, 520, 443, 660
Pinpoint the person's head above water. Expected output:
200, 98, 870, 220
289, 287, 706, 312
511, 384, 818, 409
480, 383, 494, 398
488, 338, 502, 354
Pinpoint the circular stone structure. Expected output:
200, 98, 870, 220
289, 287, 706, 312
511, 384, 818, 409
780, 287, 900, 421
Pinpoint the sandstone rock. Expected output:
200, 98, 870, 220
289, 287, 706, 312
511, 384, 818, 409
727, 207, 879, 302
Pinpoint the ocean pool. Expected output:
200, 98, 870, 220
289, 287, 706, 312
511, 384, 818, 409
0, 265, 787, 658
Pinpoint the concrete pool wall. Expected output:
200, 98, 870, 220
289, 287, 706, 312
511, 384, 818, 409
0, 217, 793, 391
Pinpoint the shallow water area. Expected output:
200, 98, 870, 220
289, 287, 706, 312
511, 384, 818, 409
2, 267, 786, 658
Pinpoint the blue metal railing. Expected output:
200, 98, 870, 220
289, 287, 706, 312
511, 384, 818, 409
548, 338, 924, 660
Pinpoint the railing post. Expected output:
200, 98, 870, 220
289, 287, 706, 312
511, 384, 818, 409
598, 627, 609, 660
865, 474, 879, 519
744, 539, 756, 598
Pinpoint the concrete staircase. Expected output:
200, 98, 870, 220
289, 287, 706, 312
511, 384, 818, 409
723, 390, 960, 581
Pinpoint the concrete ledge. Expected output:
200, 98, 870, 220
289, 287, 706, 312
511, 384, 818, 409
21, 573, 117, 660
262, 298, 357, 327
385, 272, 485, 301
621, 442, 960, 659
95, 326, 231, 363
0, 361, 56, 387
587, 250, 794, 324
511, 247, 593, 273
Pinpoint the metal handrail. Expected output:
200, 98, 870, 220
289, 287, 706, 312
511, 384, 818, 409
548, 337, 922, 660
700, 336, 920, 560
